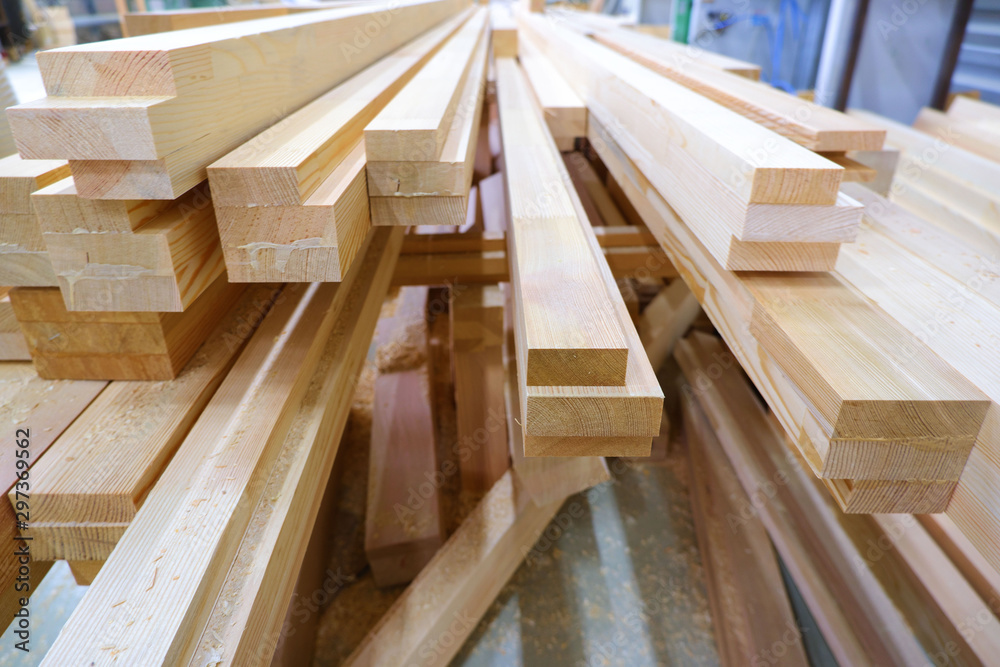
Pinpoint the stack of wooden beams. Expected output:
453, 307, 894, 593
495, 56, 663, 457
364, 9, 489, 226
518, 12, 869, 273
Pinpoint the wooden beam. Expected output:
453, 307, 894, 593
836, 184, 1000, 572
368, 11, 488, 226
744, 271, 988, 480
821, 152, 878, 182
564, 151, 627, 226
587, 114, 981, 504
0, 155, 71, 286
551, 7, 760, 78
519, 14, 861, 271
10, 0, 468, 199
209, 11, 470, 207
518, 32, 585, 151
0, 291, 30, 360
489, 4, 517, 57
682, 393, 809, 667
39, 227, 402, 666
213, 141, 371, 282
10, 275, 244, 380
639, 279, 701, 372
848, 108, 1000, 235
673, 331, 976, 665
0, 362, 106, 628
496, 58, 630, 388
33, 180, 224, 312
593, 29, 885, 152
25, 285, 281, 561
122, 3, 357, 36
184, 227, 403, 666
365, 9, 487, 162
451, 284, 510, 494
343, 470, 563, 667
365, 286, 443, 587
913, 106, 1000, 163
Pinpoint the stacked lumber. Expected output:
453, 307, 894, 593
495, 57, 662, 456
0, 155, 69, 286
208, 11, 473, 281
517, 33, 586, 150
518, 13, 865, 272
365, 9, 489, 226
0, 364, 106, 629
913, 101, 1000, 163
39, 227, 403, 666
676, 331, 999, 665
8, 0, 468, 200
548, 7, 762, 79
9, 277, 244, 380
121, 2, 355, 36
0, 290, 30, 360
585, 113, 989, 513
25, 285, 281, 562
32, 180, 225, 312
849, 107, 1000, 237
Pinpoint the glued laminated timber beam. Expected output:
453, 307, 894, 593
9, 0, 469, 199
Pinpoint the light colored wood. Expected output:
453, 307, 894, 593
947, 95, 1000, 126
366, 286, 443, 587
209, 11, 472, 207
872, 513, 1000, 662
594, 29, 884, 152
0, 156, 71, 286
496, 58, 630, 388
503, 322, 614, 494
497, 61, 662, 441
587, 114, 983, 500
913, 106, 1000, 163
919, 514, 1000, 610
39, 229, 400, 667
214, 141, 371, 282
0, 362, 105, 629
10, 276, 244, 380
744, 271, 988, 479
673, 331, 975, 665
834, 185, 1000, 571
682, 393, 809, 667
639, 279, 701, 372
517, 32, 585, 150
490, 3, 517, 57
25, 286, 281, 561
0, 293, 30, 360
344, 470, 564, 667
519, 14, 859, 271
122, 3, 358, 36
849, 108, 1000, 234
553, 7, 758, 78
825, 478, 955, 514
34, 180, 224, 312
368, 13, 488, 227
519, 14, 843, 205
365, 9, 487, 162
451, 285, 509, 494
10, 0, 469, 199
185, 227, 403, 667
